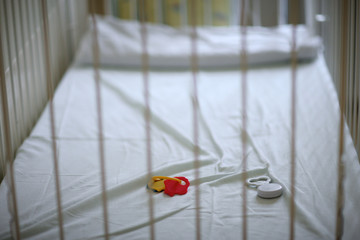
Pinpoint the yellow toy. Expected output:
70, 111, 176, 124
147, 176, 182, 192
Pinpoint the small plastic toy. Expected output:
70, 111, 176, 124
147, 176, 190, 197
246, 176, 283, 199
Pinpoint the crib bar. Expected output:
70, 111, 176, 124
180, 0, 188, 26
304, 0, 315, 35
131, 0, 138, 20
138, 1, 156, 239
335, 1, 349, 239
12, 0, 30, 139
0, 17, 22, 240
3, 0, 22, 152
251, 0, 261, 26
10, 0, 27, 144
350, 0, 359, 155
189, 1, 201, 239
17, 0, 34, 134
89, 3, 110, 239
35, 1, 48, 106
55, 0, 67, 77
278, 0, 288, 25
29, 0, 45, 115
24, 1, 37, 128
41, 1, 65, 239
155, 0, 164, 23
65, 0, 74, 62
230, 0, 240, 25
204, 0, 212, 25
355, 1, 360, 154
289, 0, 299, 239
240, 0, 248, 239
347, 0, 355, 142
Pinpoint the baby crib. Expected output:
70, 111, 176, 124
0, 0, 359, 239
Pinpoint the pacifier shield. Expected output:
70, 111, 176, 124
164, 177, 190, 197
257, 183, 283, 199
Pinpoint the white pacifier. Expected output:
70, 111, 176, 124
246, 176, 283, 199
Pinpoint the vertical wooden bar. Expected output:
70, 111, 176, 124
230, 0, 240, 25
138, 1, 155, 239
3, 0, 21, 149
212, 0, 230, 26
155, 0, 164, 23
27, 0, 42, 122
304, 0, 315, 35
351, 0, 359, 149
188, 0, 204, 26
65, 0, 74, 62
278, 0, 288, 25
90, 3, 110, 239
335, 0, 348, 239
40, 1, 65, 239
204, 0, 212, 25
35, 0, 48, 105
119, 0, 131, 20
0, 9, 21, 239
18, 0, 34, 132
164, 0, 182, 27
24, 0, 36, 125
355, 0, 360, 154
252, 0, 261, 26
189, 1, 201, 239
239, 0, 248, 239
289, 0, 299, 239
131, 0, 138, 20
11, 0, 28, 137
180, 0, 188, 26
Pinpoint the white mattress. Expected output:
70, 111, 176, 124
0, 54, 359, 239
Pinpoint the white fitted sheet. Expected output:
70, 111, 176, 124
0, 56, 359, 240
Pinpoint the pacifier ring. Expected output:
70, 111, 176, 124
246, 176, 271, 187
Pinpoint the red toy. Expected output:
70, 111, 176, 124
147, 176, 190, 197
164, 177, 190, 197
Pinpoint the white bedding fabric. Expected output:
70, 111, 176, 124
0, 55, 359, 240
75, 16, 321, 68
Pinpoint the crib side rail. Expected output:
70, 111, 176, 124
0, 0, 89, 182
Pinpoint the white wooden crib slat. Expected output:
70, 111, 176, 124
41, 1, 65, 239
355, 2, 360, 154
90, 2, 110, 239
204, 0, 212, 25
240, 0, 249, 239
336, 1, 349, 239
277, 0, 288, 25
3, 0, 22, 151
18, 0, 36, 132
252, 0, 261, 26
12, 0, 32, 138
139, 1, 155, 239
289, 0, 299, 239
0, 3, 21, 237
189, 1, 201, 239
155, 0, 164, 23
180, 0, 188, 26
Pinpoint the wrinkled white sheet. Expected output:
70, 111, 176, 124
75, 16, 321, 68
0, 56, 359, 240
